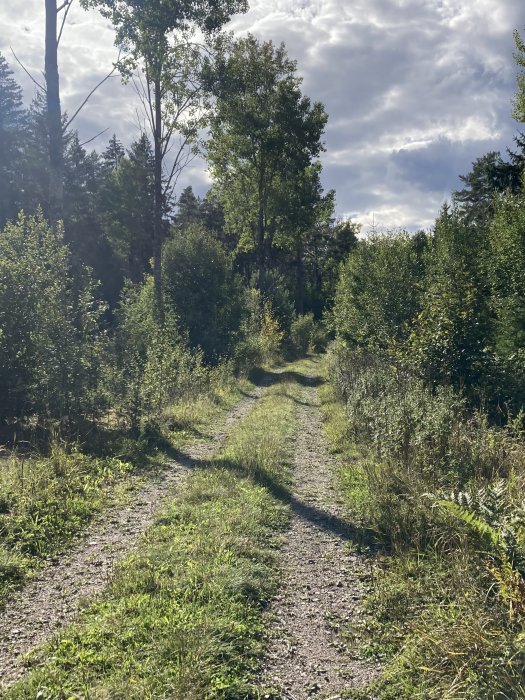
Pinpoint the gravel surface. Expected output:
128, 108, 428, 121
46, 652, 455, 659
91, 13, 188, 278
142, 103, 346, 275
0, 387, 264, 691
259, 367, 379, 699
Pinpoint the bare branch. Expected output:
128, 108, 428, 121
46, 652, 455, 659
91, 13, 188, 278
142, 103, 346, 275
10, 47, 46, 93
65, 55, 120, 129
132, 72, 155, 134
80, 127, 109, 147
57, 0, 75, 47
163, 136, 195, 197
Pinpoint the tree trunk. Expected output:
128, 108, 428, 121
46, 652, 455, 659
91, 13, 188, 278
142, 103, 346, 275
257, 170, 266, 292
45, 0, 64, 225
296, 244, 305, 314
153, 76, 164, 322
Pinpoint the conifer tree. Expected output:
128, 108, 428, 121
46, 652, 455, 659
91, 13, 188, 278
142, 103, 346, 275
0, 53, 25, 227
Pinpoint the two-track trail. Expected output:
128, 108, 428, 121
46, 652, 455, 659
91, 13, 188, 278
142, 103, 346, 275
259, 361, 379, 699
1, 360, 379, 698
0, 384, 265, 691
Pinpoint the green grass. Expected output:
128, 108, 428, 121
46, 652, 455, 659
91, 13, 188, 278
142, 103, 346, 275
0, 376, 252, 607
4, 370, 306, 699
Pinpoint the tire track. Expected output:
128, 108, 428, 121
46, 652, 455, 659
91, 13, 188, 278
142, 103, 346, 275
259, 365, 379, 699
0, 384, 265, 691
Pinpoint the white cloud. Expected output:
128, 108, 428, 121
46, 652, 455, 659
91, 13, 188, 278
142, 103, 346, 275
1, 0, 524, 229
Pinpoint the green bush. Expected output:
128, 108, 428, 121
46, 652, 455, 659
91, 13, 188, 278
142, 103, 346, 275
325, 342, 525, 698
107, 276, 205, 428
331, 231, 425, 350
0, 211, 106, 423
232, 289, 284, 374
327, 342, 525, 548
288, 313, 315, 357
163, 224, 245, 363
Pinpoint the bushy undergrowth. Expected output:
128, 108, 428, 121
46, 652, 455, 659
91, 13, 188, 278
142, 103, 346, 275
232, 289, 285, 373
6, 375, 299, 699
324, 343, 525, 699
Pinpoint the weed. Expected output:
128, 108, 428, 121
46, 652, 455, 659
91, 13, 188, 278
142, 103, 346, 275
322, 344, 525, 699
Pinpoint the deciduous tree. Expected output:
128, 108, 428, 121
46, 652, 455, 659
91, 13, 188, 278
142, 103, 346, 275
81, 0, 248, 317
205, 35, 328, 292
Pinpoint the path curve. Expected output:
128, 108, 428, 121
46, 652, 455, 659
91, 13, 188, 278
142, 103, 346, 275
0, 386, 264, 691
260, 366, 379, 699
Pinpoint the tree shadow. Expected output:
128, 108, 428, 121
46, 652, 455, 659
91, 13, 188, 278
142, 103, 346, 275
248, 367, 324, 389
169, 447, 376, 550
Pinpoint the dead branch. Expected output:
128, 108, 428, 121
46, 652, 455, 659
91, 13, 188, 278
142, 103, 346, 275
57, 0, 75, 47
10, 47, 46, 93
79, 126, 109, 147
65, 54, 120, 129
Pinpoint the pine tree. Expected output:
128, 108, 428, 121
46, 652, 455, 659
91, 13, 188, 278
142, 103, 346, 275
0, 52, 26, 227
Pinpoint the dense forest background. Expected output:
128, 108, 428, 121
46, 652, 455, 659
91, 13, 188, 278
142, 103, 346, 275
0, 20, 357, 430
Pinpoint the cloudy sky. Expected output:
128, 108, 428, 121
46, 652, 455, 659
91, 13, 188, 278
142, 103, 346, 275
1, 0, 524, 230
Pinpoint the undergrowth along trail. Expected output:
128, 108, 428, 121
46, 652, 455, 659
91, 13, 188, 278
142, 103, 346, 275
0, 380, 265, 692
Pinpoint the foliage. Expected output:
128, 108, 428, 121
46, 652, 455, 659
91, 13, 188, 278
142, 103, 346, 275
405, 208, 490, 393
483, 183, 525, 407
324, 343, 525, 698
100, 133, 155, 284
163, 224, 244, 363
205, 34, 329, 290
288, 313, 317, 357
108, 276, 203, 428
331, 230, 426, 350
453, 151, 522, 227
232, 289, 285, 373
513, 28, 525, 124
0, 211, 106, 422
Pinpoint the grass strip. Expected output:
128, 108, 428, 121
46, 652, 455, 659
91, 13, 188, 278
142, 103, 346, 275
0, 377, 251, 607
5, 378, 299, 699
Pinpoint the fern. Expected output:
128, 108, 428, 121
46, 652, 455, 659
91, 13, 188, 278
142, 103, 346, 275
440, 485, 525, 578
440, 499, 502, 551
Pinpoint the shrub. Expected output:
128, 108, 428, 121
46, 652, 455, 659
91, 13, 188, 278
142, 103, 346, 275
107, 277, 204, 428
325, 341, 525, 698
331, 231, 425, 350
288, 313, 315, 357
0, 211, 106, 423
232, 289, 284, 374
163, 224, 244, 363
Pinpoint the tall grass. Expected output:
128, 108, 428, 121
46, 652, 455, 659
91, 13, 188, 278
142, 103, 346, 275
324, 343, 525, 699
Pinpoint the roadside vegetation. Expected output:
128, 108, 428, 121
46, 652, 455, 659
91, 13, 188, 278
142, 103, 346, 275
323, 183, 525, 699
0, 368, 249, 607
3, 3, 525, 698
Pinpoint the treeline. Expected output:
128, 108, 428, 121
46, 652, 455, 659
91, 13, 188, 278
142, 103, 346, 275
0, 39, 355, 432
332, 138, 525, 414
